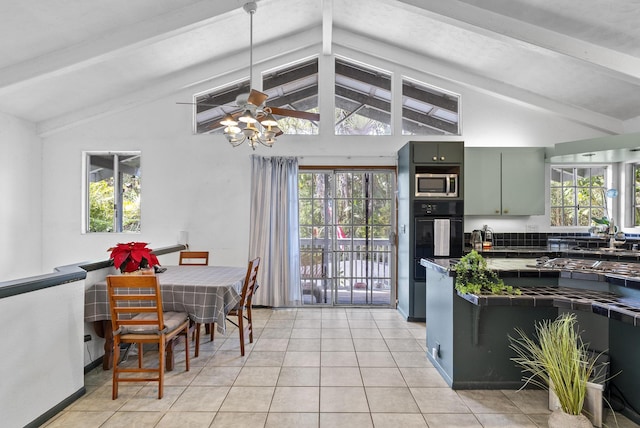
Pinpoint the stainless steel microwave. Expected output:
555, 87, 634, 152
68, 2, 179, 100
415, 173, 458, 198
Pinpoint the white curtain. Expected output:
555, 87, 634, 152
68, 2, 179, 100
249, 155, 301, 307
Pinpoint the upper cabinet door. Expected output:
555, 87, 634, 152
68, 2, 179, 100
464, 148, 501, 215
413, 142, 463, 164
436, 143, 464, 164
464, 148, 545, 216
501, 149, 545, 215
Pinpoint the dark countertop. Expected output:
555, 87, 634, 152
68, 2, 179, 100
421, 257, 640, 288
420, 257, 640, 327
457, 286, 640, 327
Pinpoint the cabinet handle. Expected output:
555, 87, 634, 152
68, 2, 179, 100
432, 156, 437, 161
440, 156, 445, 161
495, 210, 500, 214
503, 209, 509, 214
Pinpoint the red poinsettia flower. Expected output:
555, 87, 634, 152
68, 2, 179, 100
108, 242, 160, 273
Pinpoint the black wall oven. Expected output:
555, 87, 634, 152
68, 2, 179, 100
414, 200, 463, 280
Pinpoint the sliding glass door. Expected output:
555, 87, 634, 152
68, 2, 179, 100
298, 169, 396, 306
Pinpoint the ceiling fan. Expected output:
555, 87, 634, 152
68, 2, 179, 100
179, 1, 319, 148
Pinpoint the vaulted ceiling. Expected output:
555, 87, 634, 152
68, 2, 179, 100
1, 0, 638, 136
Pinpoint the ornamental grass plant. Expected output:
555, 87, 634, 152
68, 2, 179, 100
509, 313, 600, 416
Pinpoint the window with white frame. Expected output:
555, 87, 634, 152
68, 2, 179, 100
194, 58, 319, 135
194, 80, 251, 134
194, 56, 464, 138
85, 152, 141, 233
550, 166, 608, 227
263, 58, 319, 135
334, 58, 391, 135
402, 78, 460, 135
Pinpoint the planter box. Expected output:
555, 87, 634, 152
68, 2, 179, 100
549, 381, 604, 428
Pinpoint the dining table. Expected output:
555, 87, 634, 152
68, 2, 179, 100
85, 265, 247, 370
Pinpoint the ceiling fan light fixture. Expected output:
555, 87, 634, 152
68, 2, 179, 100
225, 132, 245, 147
260, 113, 279, 128
219, 2, 315, 150
243, 122, 260, 136
238, 109, 258, 124
220, 114, 238, 127
263, 129, 277, 143
224, 125, 242, 135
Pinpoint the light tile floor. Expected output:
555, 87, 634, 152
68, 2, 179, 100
43, 308, 637, 428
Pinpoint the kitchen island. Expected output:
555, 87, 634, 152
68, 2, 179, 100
422, 257, 640, 424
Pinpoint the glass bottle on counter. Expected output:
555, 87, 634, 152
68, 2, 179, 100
482, 225, 493, 249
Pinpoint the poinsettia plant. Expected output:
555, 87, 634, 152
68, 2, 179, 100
108, 242, 159, 273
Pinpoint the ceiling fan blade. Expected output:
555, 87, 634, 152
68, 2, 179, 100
269, 107, 320, 121
247, 89, 268, 106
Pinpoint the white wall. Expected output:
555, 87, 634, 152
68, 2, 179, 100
0, 279, 84, 427
0, 112, 43, 281
37, 51, 612, 272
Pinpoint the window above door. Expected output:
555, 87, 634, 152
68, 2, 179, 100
192, 55, 462, 138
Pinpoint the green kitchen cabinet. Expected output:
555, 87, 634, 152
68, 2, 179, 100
464, 148, 545, 216
413, 142, 463, 164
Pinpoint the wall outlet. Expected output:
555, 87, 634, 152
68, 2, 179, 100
525, 224, 539, 233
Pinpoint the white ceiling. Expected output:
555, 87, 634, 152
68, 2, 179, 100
1, 0, 639, 136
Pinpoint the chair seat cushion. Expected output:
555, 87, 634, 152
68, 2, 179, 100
118, 311, 189, 335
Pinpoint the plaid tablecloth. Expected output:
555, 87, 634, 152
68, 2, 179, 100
85, 265, 245, 334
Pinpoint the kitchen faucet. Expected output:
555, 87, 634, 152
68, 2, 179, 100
609, 217, 615, 249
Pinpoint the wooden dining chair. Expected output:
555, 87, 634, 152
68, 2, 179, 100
179, 251, 209, 266
106, 275, 190, 399
195, 257, 261, 356
178, 250, 212, 356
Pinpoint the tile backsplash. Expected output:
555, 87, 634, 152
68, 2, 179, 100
464, 232, 640, 249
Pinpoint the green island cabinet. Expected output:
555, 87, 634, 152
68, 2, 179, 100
464, 147, 545, 216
